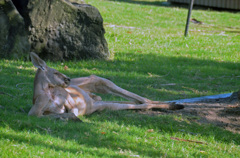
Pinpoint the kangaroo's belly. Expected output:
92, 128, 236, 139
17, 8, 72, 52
65, 86, 93, 116
43, 87, 68, 115
43, 86, 93, 116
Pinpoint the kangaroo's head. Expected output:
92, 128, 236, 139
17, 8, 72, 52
30, 52, 70, 88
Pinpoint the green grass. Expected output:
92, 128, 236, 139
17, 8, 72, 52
1, 0, 240, 157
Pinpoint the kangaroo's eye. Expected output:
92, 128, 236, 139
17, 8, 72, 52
54, 72, 64, 79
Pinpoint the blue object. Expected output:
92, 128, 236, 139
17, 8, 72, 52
167, 93, 232, 104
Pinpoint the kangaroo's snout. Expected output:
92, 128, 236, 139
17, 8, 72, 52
64, 77, 71, 85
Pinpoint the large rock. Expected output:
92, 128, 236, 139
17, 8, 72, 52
0, 0, 109, 60
27, 0, 109, 60
0, 0, 30, 58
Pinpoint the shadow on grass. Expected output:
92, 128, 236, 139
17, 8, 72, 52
1, 52, 240, 110
1, 53, 240, 156
88, 109, 240, 144
0, 111, 169, 157
0, 109, 240, 157
0, 111, 118, 156
70, 52, 240, 100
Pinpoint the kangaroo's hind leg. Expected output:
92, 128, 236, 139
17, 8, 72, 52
87, 101, 183, 114
70, 75, 151, 104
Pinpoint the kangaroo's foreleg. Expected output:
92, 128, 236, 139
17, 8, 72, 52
28, 95, 50, 116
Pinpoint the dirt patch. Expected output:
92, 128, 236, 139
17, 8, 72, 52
142, 92, 240, 133
176, 102, 240, 133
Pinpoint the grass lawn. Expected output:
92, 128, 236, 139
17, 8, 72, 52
1, 0, 240, 157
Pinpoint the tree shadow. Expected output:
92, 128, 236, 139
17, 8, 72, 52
70, 52, 240, 101
0, 109, 239, 157
87, 109, 240, 143
0, 111, 169, 157
1, 52, 240, 111
1, 53, 240, 156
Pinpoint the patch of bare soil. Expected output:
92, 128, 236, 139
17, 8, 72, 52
142, 92, 240, 133
177, 103, 240, 134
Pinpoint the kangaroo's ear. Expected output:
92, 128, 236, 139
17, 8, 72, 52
30, 52, 47, 71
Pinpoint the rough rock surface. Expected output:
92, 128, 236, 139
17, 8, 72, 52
27, 0, 109, 60
0, 0, 109, 60
0, 0, 30, 58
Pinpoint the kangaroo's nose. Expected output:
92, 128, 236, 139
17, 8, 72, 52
64, 78, 71, 84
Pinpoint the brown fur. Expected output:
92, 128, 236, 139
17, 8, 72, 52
28, 52, 184, 121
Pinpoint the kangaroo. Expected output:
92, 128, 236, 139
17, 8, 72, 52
28, 52, 184, 121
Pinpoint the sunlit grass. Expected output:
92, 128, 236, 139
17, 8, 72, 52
1, 0, 240, 157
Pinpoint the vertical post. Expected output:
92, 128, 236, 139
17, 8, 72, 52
184, 0, 194, 37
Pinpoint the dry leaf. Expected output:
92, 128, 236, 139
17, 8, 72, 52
147, 129, 154, 133
64, 65, 68, 70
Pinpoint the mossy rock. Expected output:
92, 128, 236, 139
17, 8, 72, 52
0, 0, 109, 60
27, 0, 109, 60
0, 0, 30, 59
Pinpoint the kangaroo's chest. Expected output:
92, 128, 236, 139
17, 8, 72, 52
43, 87, 69, 114
65, 86, 90, 116
45, 86, 90, 116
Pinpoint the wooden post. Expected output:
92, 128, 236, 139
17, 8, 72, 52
184, 0, 194, 37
